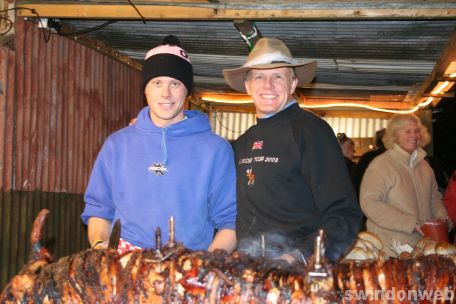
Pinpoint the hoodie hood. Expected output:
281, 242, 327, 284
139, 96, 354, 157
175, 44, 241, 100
135, 106, 211, 136
133, 106, 213, 172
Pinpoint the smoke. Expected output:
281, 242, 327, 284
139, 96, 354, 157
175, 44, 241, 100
238, 231, 297, 259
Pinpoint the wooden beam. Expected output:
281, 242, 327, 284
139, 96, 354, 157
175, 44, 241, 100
16, 2, 456, 20
369, 94, 406, 103
437, 76, 456, 81
412, 28, 456, 106
17, 4, 213, 20
422, 92, 455, 98
301, 98, 413, 110
303, 83, 410, 92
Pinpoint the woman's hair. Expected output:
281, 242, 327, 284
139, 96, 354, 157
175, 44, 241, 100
383, 114, 431, 149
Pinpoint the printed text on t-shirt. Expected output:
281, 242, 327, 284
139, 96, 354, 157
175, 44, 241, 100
238, 156, 279, 164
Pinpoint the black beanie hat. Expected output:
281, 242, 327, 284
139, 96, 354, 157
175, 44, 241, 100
142, 35, 193, 94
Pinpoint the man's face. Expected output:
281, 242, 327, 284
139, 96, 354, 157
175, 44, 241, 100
144, 76, 188, 127
245, 67, 298, 118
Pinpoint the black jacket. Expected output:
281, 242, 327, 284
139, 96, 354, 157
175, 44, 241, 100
233, 103, 363, 261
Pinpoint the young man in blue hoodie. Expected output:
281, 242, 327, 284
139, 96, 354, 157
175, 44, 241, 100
82, 36, 237, 254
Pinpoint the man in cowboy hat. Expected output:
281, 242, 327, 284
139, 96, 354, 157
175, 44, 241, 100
223, 38, 363, 263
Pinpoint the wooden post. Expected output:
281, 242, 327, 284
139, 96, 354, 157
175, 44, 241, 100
0, 0, 15, 47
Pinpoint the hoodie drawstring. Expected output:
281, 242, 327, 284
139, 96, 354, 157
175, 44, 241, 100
161, 128, 168, 167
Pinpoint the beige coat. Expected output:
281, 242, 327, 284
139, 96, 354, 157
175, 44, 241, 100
360, 143, 448, 257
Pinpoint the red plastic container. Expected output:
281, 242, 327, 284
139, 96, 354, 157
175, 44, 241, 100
420, 220, 449, 243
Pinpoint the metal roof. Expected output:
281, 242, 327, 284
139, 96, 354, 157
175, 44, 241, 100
16, 1, 456, 114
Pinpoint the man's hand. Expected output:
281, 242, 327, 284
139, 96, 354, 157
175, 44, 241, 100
92, 240, 109, 249
88, 217, 111, 249
208, 229, 237, 254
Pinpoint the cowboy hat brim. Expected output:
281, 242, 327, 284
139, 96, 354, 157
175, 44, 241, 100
223, 60, 317, 93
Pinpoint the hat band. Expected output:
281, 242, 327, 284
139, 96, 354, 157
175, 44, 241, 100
145, 44, 191, 63
270, 61, 292, 64
243, 51, 297, 67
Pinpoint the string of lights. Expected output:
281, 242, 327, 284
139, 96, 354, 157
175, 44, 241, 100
201, 95, 427, 114
201, 72, 455, 115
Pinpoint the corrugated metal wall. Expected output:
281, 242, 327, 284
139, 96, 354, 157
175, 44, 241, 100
0, 191, 88, 290
211, 111, 257, 141
323, 117, 388, 138
0, 45, 15, 193
0, 18, 144, 193
210, 111, 388, 141
0, 18, 144, 290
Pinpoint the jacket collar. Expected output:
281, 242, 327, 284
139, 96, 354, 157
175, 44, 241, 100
256, 101, 300, 125
391, 143, 426, 168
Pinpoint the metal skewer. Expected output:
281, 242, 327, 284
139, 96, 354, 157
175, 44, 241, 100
305, 229, 337, 302
168, 216, 175, 247
261, 234, 266, 257
155, 227, 162, 256
314, 229, 324, 270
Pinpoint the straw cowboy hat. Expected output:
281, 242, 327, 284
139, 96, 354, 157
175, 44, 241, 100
223, 37, 317, 93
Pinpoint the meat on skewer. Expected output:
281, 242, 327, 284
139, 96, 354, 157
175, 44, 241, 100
3, 209, 456, 304
1, 209, 312, 303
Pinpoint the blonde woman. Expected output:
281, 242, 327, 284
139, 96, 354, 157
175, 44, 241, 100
360, 114, 449, 257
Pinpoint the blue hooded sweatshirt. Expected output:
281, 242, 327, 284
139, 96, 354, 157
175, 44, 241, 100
82, 106, 236, 250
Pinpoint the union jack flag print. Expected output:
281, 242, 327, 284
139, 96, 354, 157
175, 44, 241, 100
252, 141, 263, 150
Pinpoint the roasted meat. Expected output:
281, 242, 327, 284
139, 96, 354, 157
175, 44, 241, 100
2, 209, 456, 304
0, 209, 311, 303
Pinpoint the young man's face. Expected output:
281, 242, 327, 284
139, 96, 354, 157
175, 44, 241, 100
244, 67, 298, 118
144, 76, 188, 127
